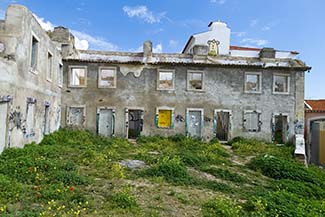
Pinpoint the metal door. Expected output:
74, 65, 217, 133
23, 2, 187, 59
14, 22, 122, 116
0, 102, 8, 153
188, 110, 202, 138
98, 109, 113, 137
216, 111, 230, 141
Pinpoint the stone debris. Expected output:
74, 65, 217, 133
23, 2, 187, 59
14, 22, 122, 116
120, 160, 146, 170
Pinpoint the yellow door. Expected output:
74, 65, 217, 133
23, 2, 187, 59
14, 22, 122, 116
158, 110, 171, 128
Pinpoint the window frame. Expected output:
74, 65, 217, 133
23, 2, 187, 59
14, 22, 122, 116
273, 73, 290, 95
46, 51, 53, 82
187, 70, 204, 91
243, 110, 262, 132
157, 69, 175, 91
244, 72, 262, 94
66, 105, 86, 127
98, 66, 117, 88
30, 32, 40, 74
68, 66, 87, 88
156, 106, 174, 129
58, 63, 63, 88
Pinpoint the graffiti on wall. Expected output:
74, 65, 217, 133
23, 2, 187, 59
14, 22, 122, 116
8, 106, 26, 133
294, 120, 304, 134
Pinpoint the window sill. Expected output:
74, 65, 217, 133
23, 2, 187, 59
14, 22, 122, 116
244, 91, 262, 94
272, 92, 290, 95
68, 85, 87, 88
98, 86, 117, 89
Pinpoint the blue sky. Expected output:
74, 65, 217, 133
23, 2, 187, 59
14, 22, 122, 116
0, 0, 324, 99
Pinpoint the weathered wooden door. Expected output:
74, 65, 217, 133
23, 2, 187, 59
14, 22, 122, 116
216, 111, 230, 141
98, 109, 114, 137
188, 110, 202, 138
128, 110, 143, 139
0, 102, 8, 153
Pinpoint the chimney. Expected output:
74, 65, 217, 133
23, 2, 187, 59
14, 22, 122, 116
259, 47, 276, 58
50, 26, 75, 45
143, 41, 152, 57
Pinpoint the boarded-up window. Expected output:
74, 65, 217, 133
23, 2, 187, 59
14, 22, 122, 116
30, 36, 39, 69
70, 67, 87, 87
98, 67, 116, 88
47, 52, 53, 81
245, 73, 261, 92
188, 71, 203, 90
157, 109, 172, 128
243, 111, 261, 132
158, 70, 174, 90
67, 106, 85, 126
274, 74, 289, 93
26, 102, 36, 136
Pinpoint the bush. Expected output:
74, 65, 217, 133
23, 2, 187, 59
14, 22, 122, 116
110, 186, 137, 209
247, 155, 322, 185
230, 137, 293, 158
244, 190, 325, 217
202, 197, 242, 217
142, 156, 191, 184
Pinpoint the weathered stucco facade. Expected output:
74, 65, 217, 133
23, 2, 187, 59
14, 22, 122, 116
0, 4, 310, 156
0, 5, 71, 152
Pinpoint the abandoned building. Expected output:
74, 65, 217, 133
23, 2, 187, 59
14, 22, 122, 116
0, 5, 311, 157
305, 100, 325, 166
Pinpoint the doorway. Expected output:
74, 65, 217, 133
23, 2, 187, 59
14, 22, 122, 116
215, 110, 231, 142
187, 109, 203, 138
0, 102, 8, 153
97, 108, 114, 137
126, 109, 143, 139
274, 114, 288, 144
43, 104, 50, 135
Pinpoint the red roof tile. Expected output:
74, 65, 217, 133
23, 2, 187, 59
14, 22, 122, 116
229, 45, 261, 51
305, 100, 325, 111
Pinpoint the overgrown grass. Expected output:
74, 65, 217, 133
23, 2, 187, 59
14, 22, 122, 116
0, 129, 324, 216
230, 137, 294, 158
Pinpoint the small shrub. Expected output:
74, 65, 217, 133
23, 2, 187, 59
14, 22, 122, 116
230, 137, 293, 158
110, 186, 137, 209
247, 155, 321, 185
202, 197, 242, 217
142, 156, 191, 184
244, 190, 325, 217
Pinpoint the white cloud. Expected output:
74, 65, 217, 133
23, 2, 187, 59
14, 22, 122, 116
249, 19, 258, 27
33, 14, 117, 51
33, 13, 54, 31
123, 5, 166, 24
168, 40, 178, 48
153, 43, 163, 53
232, 31, 247, 37
74, 37, 89, 50
241, 38, 268, 47
71, 30, 118, 51
130, 43, 163, 53
210, 0, 226, 4
262, 26, 271, 31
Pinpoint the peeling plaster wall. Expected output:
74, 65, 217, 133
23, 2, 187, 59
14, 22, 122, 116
62, 61, 302, 142
0, 5, 62, 150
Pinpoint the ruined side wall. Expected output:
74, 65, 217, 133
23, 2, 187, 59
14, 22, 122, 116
0, 5, 62, 149
61, 61, 299, 142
